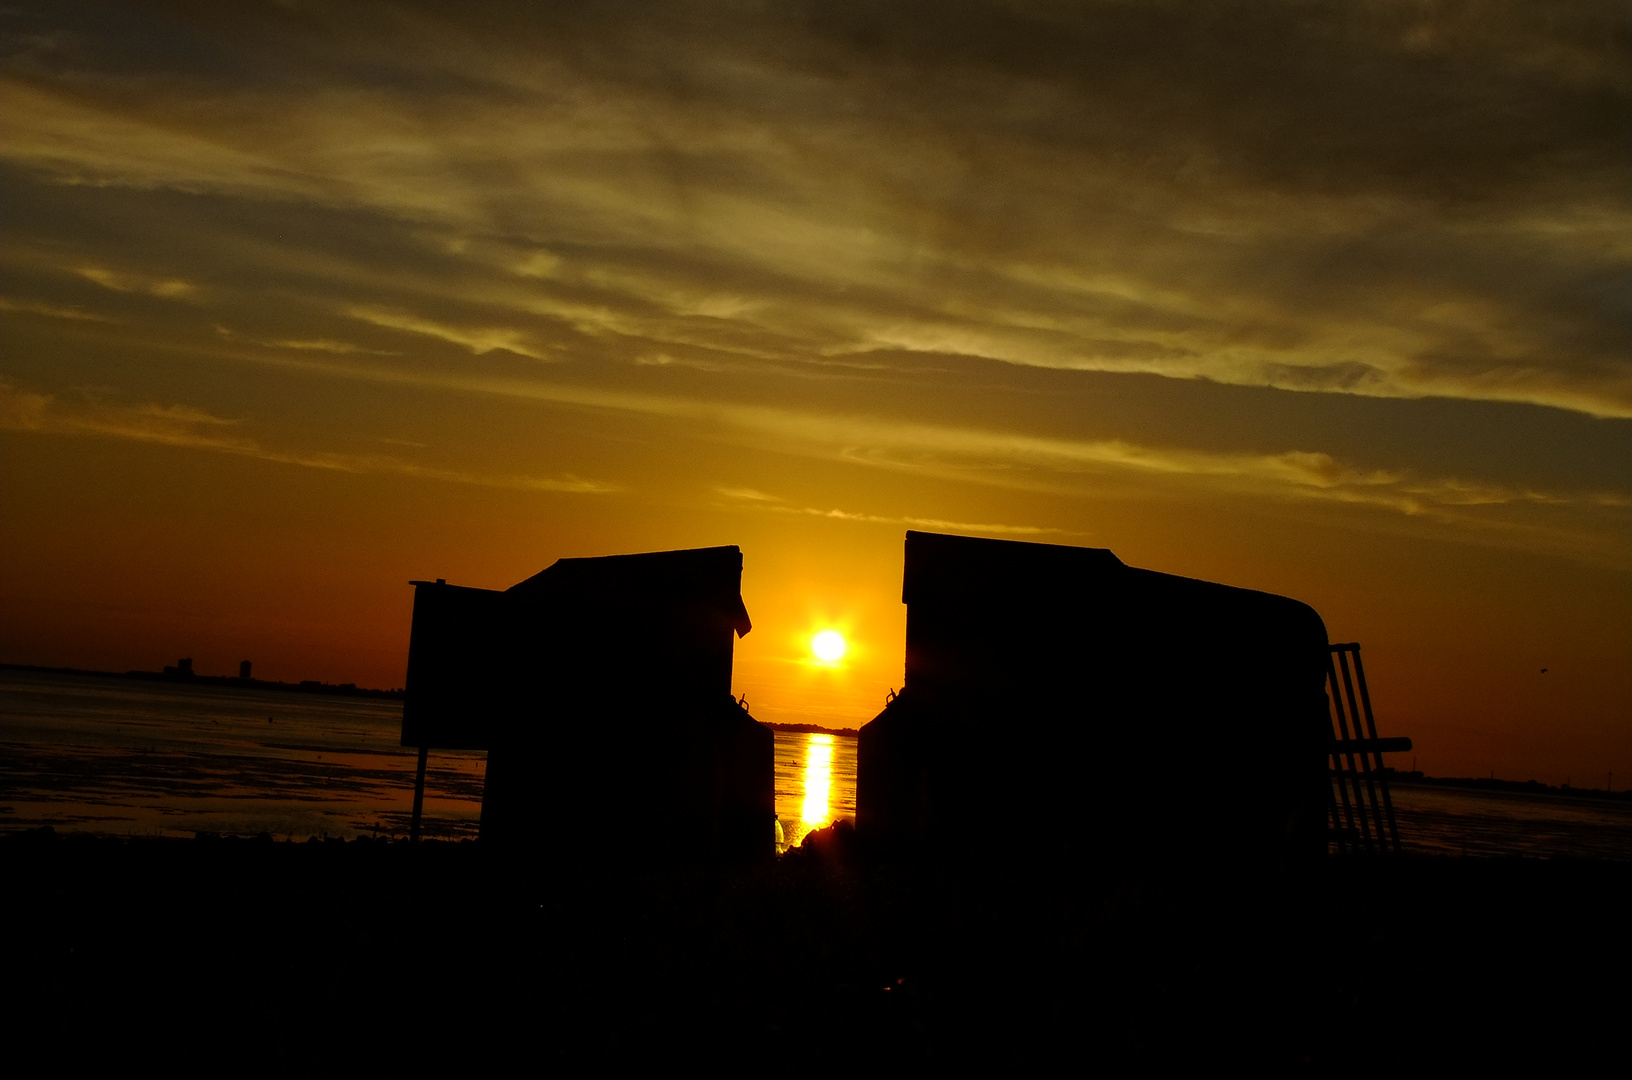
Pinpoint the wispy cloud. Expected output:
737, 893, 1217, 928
0, 379, 615, 495
713, 486, 782, 503
345, 306, 550, 361
76, 266, 196, 299
212, 325, 400, 356
0, 296, 114, 322
806, 508, 1063, 536
713, 487, 1067, 537
270, 338, 396, 356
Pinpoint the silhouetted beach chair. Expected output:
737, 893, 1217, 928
1325, 644, 1408, 855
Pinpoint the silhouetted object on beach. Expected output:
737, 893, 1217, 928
858, 531, 1409, 862
1325, 643, 1408, 853
402, 547, 774, 859
238, 660, 252, 680
161, 657, 194, 678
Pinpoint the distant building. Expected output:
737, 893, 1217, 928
858, 532, 1335, 863
162, 658, 195, 678
403, 546, 773, 860
239, 660, 252, 680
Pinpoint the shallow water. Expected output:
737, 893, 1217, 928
774, 729, 858, 850
0, 668, 858, 843
0, 668, 482, 839
1389, 782, 1632, 860
3, 668, 1626, 858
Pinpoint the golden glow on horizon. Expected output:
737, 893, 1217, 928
811, 629, 847, 664
801, 733, 834, 824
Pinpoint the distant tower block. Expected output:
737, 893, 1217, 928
239, 660, 252, 680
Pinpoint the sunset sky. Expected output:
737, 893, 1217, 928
2, 2, 1627, 784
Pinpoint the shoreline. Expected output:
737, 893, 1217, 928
0, 661, 404, 701
2, 665, 872, 727
1386, 772, 1631, 806
6, 665, 1620, 802
764, 721, 859, 736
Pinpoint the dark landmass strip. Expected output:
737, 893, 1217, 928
765, 721, 859, 736
0, 662, 404, 700
1386, 769, 1632, 804
0, 825, 1626, 1069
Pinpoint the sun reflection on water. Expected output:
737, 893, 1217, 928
801, 733, 834, 824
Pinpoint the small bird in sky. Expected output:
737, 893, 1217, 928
1541, 668, 1549, 674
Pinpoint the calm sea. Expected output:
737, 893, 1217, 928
0, 668, 855, 843
2, 668, 1627, 859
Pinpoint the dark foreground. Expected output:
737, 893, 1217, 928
2, 826, 1627, 1070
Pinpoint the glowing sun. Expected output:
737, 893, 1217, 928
811, 629, 847, 663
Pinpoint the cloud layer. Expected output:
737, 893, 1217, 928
0, 379, 613, 494
2, 1, 1629, 414
0, 1, 1626, 574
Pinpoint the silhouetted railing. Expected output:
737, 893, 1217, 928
1327, 643, 1408, 854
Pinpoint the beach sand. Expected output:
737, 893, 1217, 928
1, 826, 1627, 1069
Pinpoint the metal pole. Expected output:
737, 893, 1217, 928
410, 745, 428, 843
